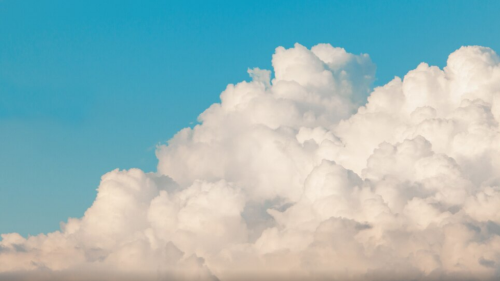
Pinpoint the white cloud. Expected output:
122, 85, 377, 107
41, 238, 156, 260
3, 43, 500, 280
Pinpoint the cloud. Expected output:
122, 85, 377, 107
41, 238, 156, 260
3, 43, 500, 280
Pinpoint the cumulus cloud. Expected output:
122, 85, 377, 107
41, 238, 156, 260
3, 43, 500, 280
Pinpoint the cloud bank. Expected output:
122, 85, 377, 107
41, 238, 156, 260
3, 43, 500, 280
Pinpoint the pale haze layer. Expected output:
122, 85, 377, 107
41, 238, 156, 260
2, 43, 500, 280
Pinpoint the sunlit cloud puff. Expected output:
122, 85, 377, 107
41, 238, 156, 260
3, 43, 500, 281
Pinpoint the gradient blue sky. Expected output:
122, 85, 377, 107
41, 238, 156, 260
1, 0, 499, 236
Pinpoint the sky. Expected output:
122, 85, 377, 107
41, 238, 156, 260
1, 0, 500, 238
5, 1, 500, 280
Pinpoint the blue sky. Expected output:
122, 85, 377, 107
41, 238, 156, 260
1, 0, 499, 236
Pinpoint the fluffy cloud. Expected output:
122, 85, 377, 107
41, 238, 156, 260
3, 43, 500, 280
